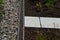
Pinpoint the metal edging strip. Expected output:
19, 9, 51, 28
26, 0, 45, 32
18, 0, 24, 40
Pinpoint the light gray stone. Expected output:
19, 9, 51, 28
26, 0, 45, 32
0, 0, 19, 40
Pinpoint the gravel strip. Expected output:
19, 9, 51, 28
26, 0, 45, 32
0, 0, 19, 40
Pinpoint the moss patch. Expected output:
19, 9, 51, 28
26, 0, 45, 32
0, 0, 4, 22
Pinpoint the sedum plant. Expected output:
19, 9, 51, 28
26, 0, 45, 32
35, 2, 42, 12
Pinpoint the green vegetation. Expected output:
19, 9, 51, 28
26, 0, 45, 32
45, 0, 55, 11
0, 0, 4, 21
36, 31, 44, 40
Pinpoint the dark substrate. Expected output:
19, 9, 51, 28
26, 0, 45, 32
25, 0, 60, 17
24, 27, 60, 40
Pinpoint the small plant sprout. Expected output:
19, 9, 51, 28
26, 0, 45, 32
45, 0, 55, 11
36, 31, 44, 40
35, 2, 42, 12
